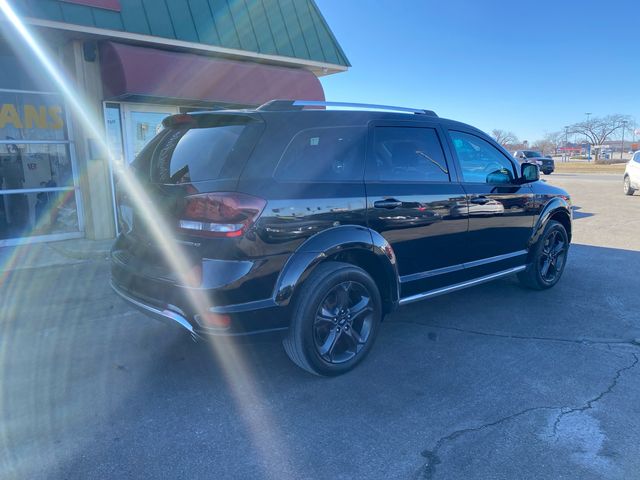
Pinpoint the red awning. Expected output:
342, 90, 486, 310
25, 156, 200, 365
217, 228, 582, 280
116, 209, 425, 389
99, 42, 325, 106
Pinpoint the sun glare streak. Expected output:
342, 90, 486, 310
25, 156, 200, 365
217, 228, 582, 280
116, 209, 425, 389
0, 2, 297, 477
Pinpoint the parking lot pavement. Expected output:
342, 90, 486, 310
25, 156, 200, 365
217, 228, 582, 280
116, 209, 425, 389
1, 174, 639, 480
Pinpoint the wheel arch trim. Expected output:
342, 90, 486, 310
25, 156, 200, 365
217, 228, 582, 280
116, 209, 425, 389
531, 198, 572, 247
272, 225, 400, 308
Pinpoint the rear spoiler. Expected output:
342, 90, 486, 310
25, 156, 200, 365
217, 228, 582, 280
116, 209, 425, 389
162, 112, 262, 129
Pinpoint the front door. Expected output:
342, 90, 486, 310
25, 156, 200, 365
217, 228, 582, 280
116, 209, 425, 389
447, 130, 536, 276
365, 123, 469, 298
122, 104, 178, 164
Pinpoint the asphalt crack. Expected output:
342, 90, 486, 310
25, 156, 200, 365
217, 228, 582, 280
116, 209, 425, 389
419, 405, 560, 480
393, 319, 640, 349
551, 353, 639, 437
417, 352, 639, 479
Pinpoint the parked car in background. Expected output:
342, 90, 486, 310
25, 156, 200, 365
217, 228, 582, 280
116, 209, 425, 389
513, 150, 555, 175
111, 100, 572, 376
623, 151, 640, 195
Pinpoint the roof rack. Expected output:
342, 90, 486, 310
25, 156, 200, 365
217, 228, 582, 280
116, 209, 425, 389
257, 99, 437, 117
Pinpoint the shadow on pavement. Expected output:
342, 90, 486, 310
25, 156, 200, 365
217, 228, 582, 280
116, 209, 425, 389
571, 205, 594, 220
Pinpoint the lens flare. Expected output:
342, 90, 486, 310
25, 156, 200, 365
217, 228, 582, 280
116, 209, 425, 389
0, 2, 296, 477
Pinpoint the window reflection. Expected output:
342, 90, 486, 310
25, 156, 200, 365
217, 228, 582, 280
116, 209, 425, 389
0, 190, 79, 239
0, 143, 73, 190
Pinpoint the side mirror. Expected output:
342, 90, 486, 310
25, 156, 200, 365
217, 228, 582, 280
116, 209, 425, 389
486, 169, 512, 184
520, 162, 539, 183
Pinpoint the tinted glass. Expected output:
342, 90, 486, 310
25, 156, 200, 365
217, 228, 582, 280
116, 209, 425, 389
274, 126, 365, 182
371, 127, 449, 182
150, 125, 245, 184
450, 131, 516, 184
634, 152, 640, 163
523, 151, 542, 158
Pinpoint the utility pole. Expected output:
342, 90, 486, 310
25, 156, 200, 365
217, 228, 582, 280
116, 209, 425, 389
564, 126, 569, 162
620, 120, 628, 160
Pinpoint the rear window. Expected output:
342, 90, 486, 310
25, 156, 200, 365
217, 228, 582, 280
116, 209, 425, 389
274, 126, 365, 182
150, 124, 244, 184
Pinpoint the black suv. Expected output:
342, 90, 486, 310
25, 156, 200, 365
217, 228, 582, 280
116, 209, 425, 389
111, 100, 572, 376
513, 150, 555, 175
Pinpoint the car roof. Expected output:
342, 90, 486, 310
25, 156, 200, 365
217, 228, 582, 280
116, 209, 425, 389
185, 108, 488, 137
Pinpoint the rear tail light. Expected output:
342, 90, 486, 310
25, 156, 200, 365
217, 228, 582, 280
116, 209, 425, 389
178, 192, 266, 238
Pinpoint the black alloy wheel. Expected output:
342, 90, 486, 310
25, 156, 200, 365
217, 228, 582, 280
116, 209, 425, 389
283, 261, 382, 376
518, 220, 569, 290
313, 281, 374, 364
538, 228, 567, 284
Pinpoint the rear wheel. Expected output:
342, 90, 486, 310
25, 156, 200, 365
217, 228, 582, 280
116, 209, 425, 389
518, 220, 569, 290
624, 176, 635, 195
283, 262, 382, 376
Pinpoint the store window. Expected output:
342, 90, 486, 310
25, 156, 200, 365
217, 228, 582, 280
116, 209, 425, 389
0, 89, 82, 243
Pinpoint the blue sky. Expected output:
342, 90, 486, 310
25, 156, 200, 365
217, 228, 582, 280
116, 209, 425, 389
317, 0, 639, 142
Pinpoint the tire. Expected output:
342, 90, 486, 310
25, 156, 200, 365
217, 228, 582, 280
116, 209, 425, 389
518, 220, 569, 290
543, 170, 552, 175
623, 176, 635, 196
283, 261, 382, 376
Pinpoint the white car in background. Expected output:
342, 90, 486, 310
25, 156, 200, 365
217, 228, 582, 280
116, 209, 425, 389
623, 151, 640, 195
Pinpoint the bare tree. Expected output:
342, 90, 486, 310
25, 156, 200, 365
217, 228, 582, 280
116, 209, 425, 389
533, 131, 563, 156
491, 129, 519, 147
568, 114, 633, 162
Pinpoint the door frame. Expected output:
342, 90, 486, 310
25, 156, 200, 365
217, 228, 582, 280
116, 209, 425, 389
104, 102, 179, 236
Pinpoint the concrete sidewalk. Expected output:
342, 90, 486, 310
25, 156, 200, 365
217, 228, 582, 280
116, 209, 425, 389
0, 237, 113, 271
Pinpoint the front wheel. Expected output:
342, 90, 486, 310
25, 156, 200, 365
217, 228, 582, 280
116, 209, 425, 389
518, 220, 569, 290
624, 176, 635, 195
283, 262, 382, 376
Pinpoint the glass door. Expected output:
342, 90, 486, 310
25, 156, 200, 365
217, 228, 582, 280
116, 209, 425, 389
108, 103, 178, 236
122, 104, 178, 164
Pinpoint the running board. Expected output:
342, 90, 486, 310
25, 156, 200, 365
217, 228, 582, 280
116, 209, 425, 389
398, 266, 526, 306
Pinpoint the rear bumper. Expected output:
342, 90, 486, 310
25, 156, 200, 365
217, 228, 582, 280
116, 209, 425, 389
110, 236, 291, 335
111, 278, 289, 336
111, 281, 200, 338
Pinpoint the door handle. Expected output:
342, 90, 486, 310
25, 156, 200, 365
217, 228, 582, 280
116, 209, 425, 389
374, 199, 403, 209
470, 196, 490, 205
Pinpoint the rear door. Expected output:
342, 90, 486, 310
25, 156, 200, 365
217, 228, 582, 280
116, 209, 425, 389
365, 121, 469, 297
446, 129, 535, 275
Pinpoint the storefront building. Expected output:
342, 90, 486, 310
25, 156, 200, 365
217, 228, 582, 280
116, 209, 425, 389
0, 0, 349, 246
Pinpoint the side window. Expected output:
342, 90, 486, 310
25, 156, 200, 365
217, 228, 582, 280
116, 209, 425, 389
450, 131, 517, 184
634, 152, 640, 163
371, 127, 450, 182
274, 126, 365, 182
